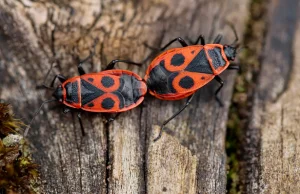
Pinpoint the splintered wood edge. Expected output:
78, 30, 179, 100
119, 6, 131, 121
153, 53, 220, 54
258, 21, 300, 193
147, 125, 197, 194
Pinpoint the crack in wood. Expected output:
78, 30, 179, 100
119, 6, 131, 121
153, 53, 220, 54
105, 121, 110, 194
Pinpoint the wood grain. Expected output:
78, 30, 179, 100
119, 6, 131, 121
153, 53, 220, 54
242, 0, 300, 193
0, 0, 250, 193
147, 126, 197, 194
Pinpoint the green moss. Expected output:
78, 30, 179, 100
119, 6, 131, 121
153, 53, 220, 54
0, 103, 40, 194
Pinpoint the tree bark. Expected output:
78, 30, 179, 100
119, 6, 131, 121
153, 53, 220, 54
0, 0, 249, 193
242, 0, 300, 193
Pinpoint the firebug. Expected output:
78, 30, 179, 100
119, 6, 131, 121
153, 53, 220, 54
144, 25, 240, 141
25, 56, 147, 136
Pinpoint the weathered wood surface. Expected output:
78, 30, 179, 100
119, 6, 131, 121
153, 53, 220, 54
147, 126, 197, 194
0, 0, 249, 193
242, 0, 300, 193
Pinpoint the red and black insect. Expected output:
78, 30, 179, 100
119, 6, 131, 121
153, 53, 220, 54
25, 58, 147, 136
144, 26, 240, 141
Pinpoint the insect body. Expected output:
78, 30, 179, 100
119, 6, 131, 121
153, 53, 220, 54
145, 44, 235, 100
144, 27, 240, 141
53, 69, 147, 113
25, 59, 146, 136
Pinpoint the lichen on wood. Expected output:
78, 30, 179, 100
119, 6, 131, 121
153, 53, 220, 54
0, 103, 40, 194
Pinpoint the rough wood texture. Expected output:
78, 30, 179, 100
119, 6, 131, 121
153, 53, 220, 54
0, 0, 249, 193
147, 126, 197, 194
243, 0, 300, 193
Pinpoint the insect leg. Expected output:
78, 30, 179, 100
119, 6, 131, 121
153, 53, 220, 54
143, 36, 189, 62
77, 39, 98, 75
160, 37, 188, 50
105, 113, 121, 123
77, 51, 95, 75
64, 108, 85, 136
193, 35, 205, 45
213, 34, 223, 44
227, 65, 240, 70
153, 93, 195, 142
77, 64, 86, 75
143, 42, 159, 51
214, 75, 224, 107
50, 75, 67, 87
63, 107, 71, 114
77, 112, 85, 136
105, 59, 142, 70
142, 37, 189, 64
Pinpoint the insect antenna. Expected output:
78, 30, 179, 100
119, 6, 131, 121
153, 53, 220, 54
36, 61, 57, 90
24, 99, 56, 136
36, 84, 56, 90
24, 60, 60, 136
237, 45, 247, 53
234, 43, 240, 49
225, 21, 239, 47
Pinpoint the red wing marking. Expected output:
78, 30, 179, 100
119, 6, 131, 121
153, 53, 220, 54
204, 44, 230, 74
80, 70, 146, 113
82, 93, 120, 112
171, 71, 214, 94
146, 45, 203, 75
81, 74, 120, 93
149, 90, 195, 100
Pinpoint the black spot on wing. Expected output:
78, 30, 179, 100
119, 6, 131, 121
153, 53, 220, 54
101, 76, 115, 88
101, 98, 115, 110
81, 79, 104, 105
207, 48, 226, 69
88, 78, 94, 82
171, 53, 185, 66
179, 76, 194, 89
185, 49, 213, 74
